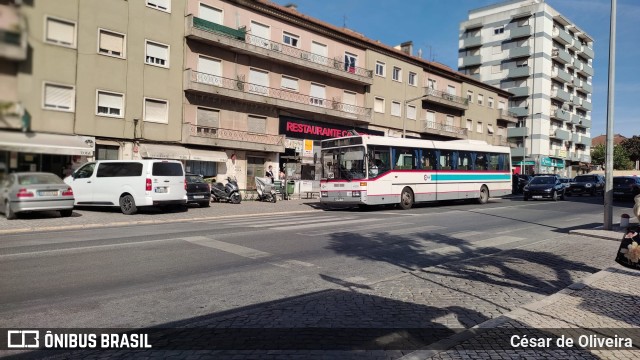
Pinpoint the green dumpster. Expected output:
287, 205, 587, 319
286, 180, 295, 196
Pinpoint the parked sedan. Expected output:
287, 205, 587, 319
186, 173, 211, 207
566, 174, 605, 196
523, 176, 565, 201
0, 172, 75, 220
613, 176, 640, 200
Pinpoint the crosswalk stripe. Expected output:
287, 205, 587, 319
181, 236, 271, 259
247, 216, 350, 228
272, 218, 381, 231
447, 231, 483, 239
270, 259, 317, 269
304, 222, 411, 237
361, 225, 444, 237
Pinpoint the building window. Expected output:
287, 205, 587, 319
247, 115, 266, 134
426, 111, 435, 123
146, 0, 171, 13
476, 121, 483, 133
145, 40, 169, 67
43, 83, 75, 112
374, 97, 385, 113
447, 85, 456, 95
196, 107, 220, 128
428, 79, 436, 89
477, 94, 484, 106
281, 75, 298, 91
488, 97, 494, 108
96, 90, 124, 118
309, 83, 326, 106
344, 52, 357, 73
98, 29, 125, 58
494, 26, 504, 35
487, 124, 494, 135
406, 104, 416, 120
498, 100, 506, 110
343, 90, 356, 108
408, 72, 417, 86
375, 61, 385, 77
392, 67, 401, 82
199, 3, 222, 24
144, 98, 168, 124
391, 101, 401, 117
282, 32, 299, 47
466, 119, 473, 131
467, 90, 473, 102
45, 17, 76, 48
96, 145, 119, 160
249, 68, 269, 95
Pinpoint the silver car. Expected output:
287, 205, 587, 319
0, 172, 75, 220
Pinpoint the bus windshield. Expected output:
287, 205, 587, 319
321, 146, 366, 180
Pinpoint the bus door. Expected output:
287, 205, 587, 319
436, 150, 458, 200
366, 146, 391, 205
420, 149, 438, 202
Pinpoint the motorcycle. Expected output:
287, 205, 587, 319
211, 176, 241, 204
255, 177, 277, 203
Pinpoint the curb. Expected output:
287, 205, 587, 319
398, 266, 619, 360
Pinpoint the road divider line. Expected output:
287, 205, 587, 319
181, 236, 271, 259
0, 238, 178, 258
272, 218, 381, 231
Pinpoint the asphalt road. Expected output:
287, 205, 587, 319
0, 195, 631, 330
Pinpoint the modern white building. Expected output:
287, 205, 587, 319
458, 0, 593, 176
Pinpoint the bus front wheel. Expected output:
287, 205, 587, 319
399, 187, 414, 210
477, 185, 489, 204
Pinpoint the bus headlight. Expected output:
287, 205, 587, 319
352, 190, 361, 197
321, 191, 328, 197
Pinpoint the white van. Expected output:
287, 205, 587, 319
64, 160, 187, 215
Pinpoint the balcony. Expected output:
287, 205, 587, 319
185, 15, 373, 85
581, 81, 593, 93
570, 152, 580, 162
576, 118, 592, 128
183, 124, 285, 153
553, 26, 573, 45
497, 109, 518, 123
422, 87, 469, 111
422, 121, 467, 139
511, 147, 526, 157
510, 106, 529, 117
0, 14, 27, 61
461, 36, 482, 49
551, 87, 571, 102
551, 108, 571, 122
580, 100, 593, 111
507, 126, 528, 138
509, 25, 532, 39
552, 68, 572, 83
552, 48, 572, 64
571, 114, 582, 125
571, 133, 580, 143
582, 45, 594, 59
572, 96, 583, 108
578, 136, 592, 146
507, 66, 531, 79
569, 38, 581, 52
509, 46, 531, 59
184, 70, 372, 123
550, 128, 570, 141
572, 78, 582, 87
582, 63, 594, 77
460, 54, 482, 67
509, 86, 530, 98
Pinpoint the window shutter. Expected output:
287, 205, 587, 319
247, 115, 266, 133
250, 21, 270, 39
47, 18, 74, 45
45, 84, 73, 110
198, 56, 221, 76
197, 108, 219, 128
281, 76, 298, 91
407, 105, 416, 119
199, 4, 222, 24
98, 92, 122, 109
146, 42, 167, 60
374, 98, 384, 113
249, 69, 269, 87
343, 91, 356, 106
145, 99, 167, 123
99, 31, 123, 54
310, 83, 325, 99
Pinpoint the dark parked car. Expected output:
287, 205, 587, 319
613, 176, 640, 200
0, 172, 75, 219
566, 174, 605, 196
523, 176, 565, 201
558, 177, 572, 190
186, 173, 211, 207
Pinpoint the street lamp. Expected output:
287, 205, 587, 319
403, 92, 429, 138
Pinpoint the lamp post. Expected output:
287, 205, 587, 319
603, 0, 617, 230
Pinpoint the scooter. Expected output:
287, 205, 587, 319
211, 176, 241, 204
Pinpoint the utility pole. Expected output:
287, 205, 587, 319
603, 0, 616, 230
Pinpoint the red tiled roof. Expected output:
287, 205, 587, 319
591, 134, 626, 147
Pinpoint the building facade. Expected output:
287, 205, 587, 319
459, 0, 594, 176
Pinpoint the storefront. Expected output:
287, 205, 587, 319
540, 156, 565, 175
278, 116, 384, 183
0, 130, 95, 177
136, 143, 228, 178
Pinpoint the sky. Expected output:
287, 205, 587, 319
273, 0, 638, 138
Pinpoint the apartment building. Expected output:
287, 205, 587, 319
459, 0, 594, 176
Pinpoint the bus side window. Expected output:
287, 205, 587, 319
476, 152, 488, 171
439, 150, 452, 170
422, 149, 436, 170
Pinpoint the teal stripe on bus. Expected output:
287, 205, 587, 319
432, 174, 510, 181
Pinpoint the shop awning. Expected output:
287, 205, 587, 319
187, 148, 227, 162
0, 131, 95, 156
139, 143, 190, 160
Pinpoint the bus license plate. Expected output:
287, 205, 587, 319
155, 187, 167, 193
533, 195, 542, 199
335, 197, 344, 202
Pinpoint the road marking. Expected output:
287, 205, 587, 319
447, 230, 483, 239
0, 238, 178, 258
247, 216, 349, 228
181, 236, 271, 259
304, 222, 411, 237
272, 218, 381, 231
362, 225, 444, 237
270, 259, 317, 269
426, 235, 524, 257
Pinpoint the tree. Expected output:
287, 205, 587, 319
590, 143, 633, 170
621, 135, 640, 163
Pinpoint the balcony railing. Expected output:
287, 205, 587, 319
552, 26, 573, 45
189, 16, 373, 80
461, 36, 482, 49
422, 121, 468, 137
186, 70, 372, 119
507, 127, 528, 138
423, 87, 469, 109
188, 124, 285, 146
497, 109, 518, 122
552, 68, 572, 83
552, 47, 572, 64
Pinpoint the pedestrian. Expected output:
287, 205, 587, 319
265, 165, 274, 183
512, 170, 519, 194
279, 168, 286, 180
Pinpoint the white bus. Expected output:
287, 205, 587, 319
319, 135, 512, 209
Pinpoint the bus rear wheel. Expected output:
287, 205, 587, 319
399, 187, 414, 210
477, 185, 489, 204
